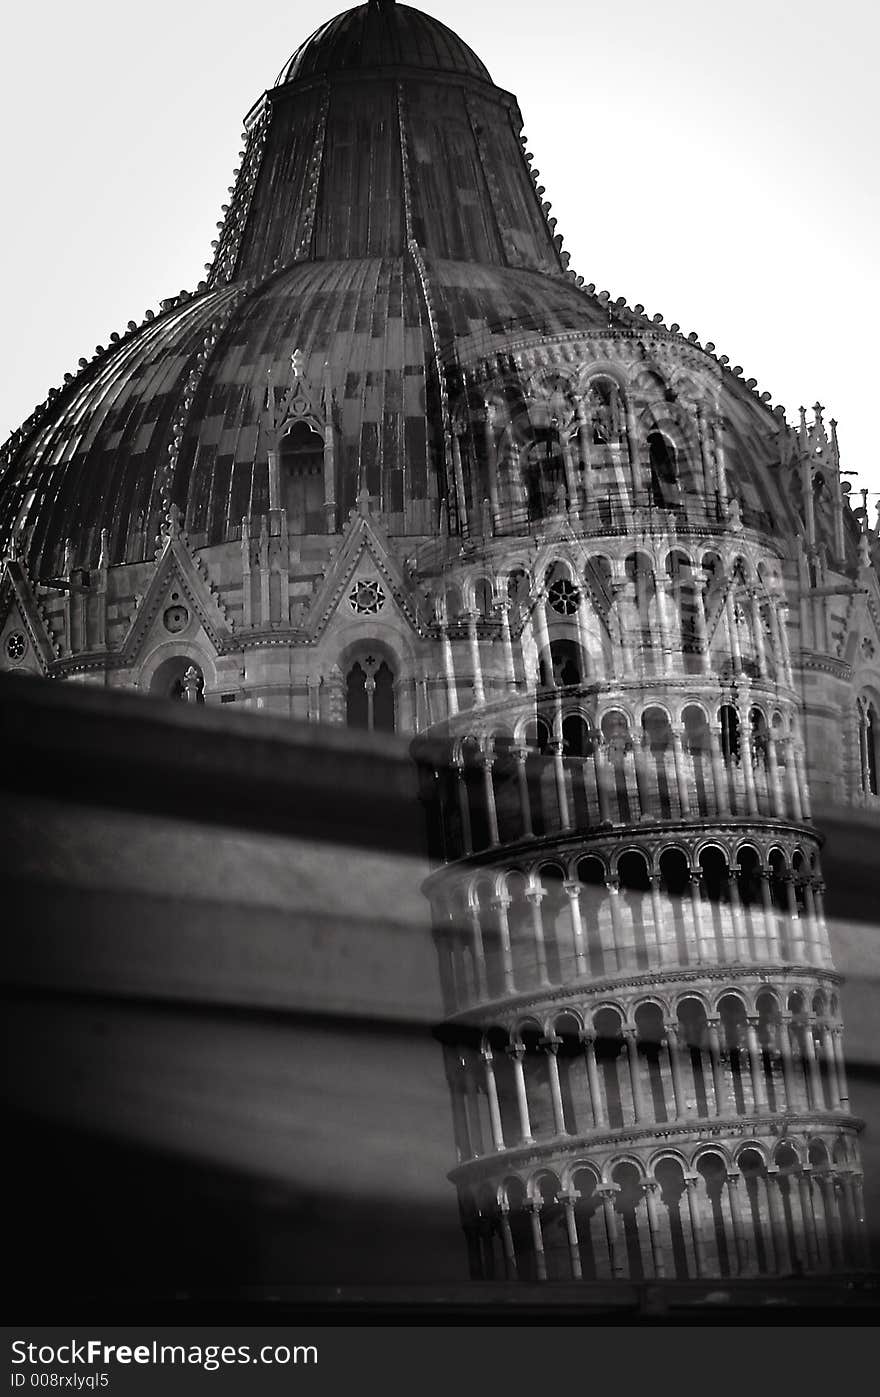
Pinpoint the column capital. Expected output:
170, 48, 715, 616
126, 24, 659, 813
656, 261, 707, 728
524, 886, 546, 906
490, 894, 511, 911
539, 1034, 560, 1054
725, 1170, 742, 1185
563, 880, 582, 899
555, 1188, 581, 1205
507, 1042, 526, 1062
641, 1178, 661, 1196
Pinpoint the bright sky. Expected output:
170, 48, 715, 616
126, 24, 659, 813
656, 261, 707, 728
3, 0, 878, 505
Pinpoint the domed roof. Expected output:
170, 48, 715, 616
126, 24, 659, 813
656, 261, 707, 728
0, 4, 796, 580
2, 257, 628, 574
275, 2, 491, 88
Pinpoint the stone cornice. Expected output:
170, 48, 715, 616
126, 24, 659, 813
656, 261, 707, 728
448, 1111, 864, 1185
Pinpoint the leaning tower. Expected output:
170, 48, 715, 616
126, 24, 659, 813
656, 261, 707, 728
415, 348, 870, 1282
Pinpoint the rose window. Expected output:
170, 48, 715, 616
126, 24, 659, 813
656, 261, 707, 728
5, 630, 27, 661
548, 579, 580, 615
348, 579, 386, 615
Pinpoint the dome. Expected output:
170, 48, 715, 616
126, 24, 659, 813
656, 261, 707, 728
0, 3, 797, 579
275, 2, 492, 87
3, 257, 627, 573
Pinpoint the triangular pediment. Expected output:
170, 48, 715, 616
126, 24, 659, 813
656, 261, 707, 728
306, 507, 424, 640
0, 560, 59, 674
119, 521, 234, 664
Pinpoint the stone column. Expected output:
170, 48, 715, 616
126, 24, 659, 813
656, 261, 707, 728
798, 1168, 820, 1272
683, 1175, 708, 1277
583, 1032, 608, 1128
606, 877, 625, 969
745, 1018, 769, 1112
481, 749, 500, 847
542, 1036, 567, 1136
643, 1180, 667, 1279
821, 1174, 845, 1269
647, 874, 668, 966
664, 1021, 687, 1119
441, 623, 459, 716
481, 1049, 505, 1152
812, 880, 832, 965
725, 593, 744, 674
454, 763, 472, 855
850, 1173, 872, 1268
598, 1186, 624, 1278
821, 1022, 842, 1109
783, 737, 803, 821
778, 1016, 799, 1111
709, 721, 730, 815
509, 1043, 534, 1144
690, 869, 715, 964
513, 746, 534, 838
623, 1028, 646, 1124
468, 904, 488, 1000
466, 612, 485, 707
551, 738, 572, 829
711, 417, 728, 512
671, 728, 691, 815
525, 886, 550, 985
750, 589, 768, 676
564, 881, 588, 976
499, 601, 517, 692
594, 742, 615, 824
783, 873, 805, 961
832, 1026, 850, 1111
557, 1190, 583, 1279
533, 596, 553, 688
759, 870, 780, 960
449, 426, 469, 535
491, 894, 515, 994
765, 1169, 790, 1273
482, 405, 501, 524
575, 395, 593, 509
725, 1171, 752, 1276
766, 734, 786, 817
498, 1203, 518, 1279
560, 433, 580, 516
739, 707, 759, 816
801, 1019, 824, 1110
706, 1017, 728, 1116
794, 743, 812, 820
727, 871, 750, 962
527, 1201, 547, 1280
633, 732, 652, 820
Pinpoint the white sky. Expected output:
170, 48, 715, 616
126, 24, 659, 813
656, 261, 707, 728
2, 0, 878, 504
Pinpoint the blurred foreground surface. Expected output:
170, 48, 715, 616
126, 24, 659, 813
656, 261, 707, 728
2, 672, 878, 1316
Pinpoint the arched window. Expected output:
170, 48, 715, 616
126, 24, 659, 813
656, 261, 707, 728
150, 655, 205, 703
648, 432, 681, 508
280, 420, 325, 535
858, 696, 879, 795
586, 377, 624, 449
346, 654, 395, 733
